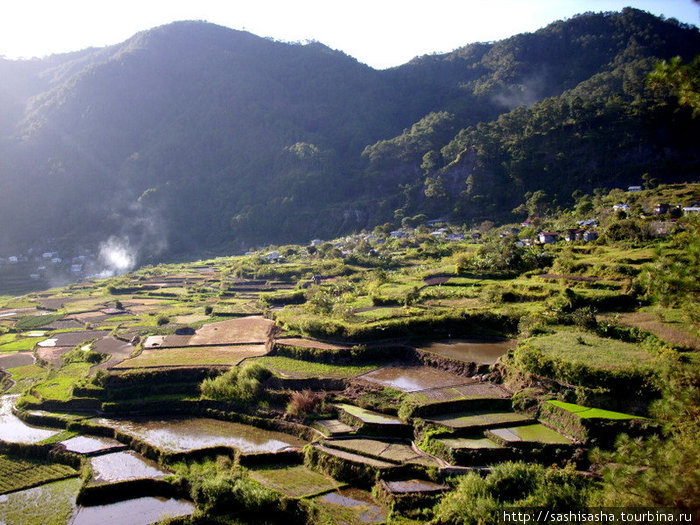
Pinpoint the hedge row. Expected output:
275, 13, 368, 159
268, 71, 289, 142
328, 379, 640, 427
277, 310, 519, 342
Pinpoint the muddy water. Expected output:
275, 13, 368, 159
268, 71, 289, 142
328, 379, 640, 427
60, 435, 125, 455
93, 416, 306, 453
71, 497, 195, 525
90, 451, 171, 483
320, 488, 387, 523
417, 338, 516, 364
360, 365, 470, 392
0, 394, 58, 443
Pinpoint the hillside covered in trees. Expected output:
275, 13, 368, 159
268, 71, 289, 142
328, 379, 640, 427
0, 8, 698, 263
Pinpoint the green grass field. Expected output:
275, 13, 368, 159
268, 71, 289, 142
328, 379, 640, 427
0, 455, 78, 494
527, 329, 657, 370
252, 356, 382, 378
547, 400, 643, 420
0, 477, 81, 525
249, 464, 343, 498
32, 363, 92, 401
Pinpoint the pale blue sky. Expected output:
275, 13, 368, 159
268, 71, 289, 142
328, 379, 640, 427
1, 0, 697, 68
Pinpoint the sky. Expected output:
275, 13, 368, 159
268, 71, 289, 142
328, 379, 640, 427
1, 0, 698, 69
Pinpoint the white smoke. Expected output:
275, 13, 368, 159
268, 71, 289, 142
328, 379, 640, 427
492, 75, 547, 110
93, 236, 137, 278
88, 199, 168, 279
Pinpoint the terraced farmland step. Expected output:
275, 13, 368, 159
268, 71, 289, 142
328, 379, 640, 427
408, 383, 513, 416
335, 404, 413, 436
249, 464, 344, 498
321, 438, 441, 467
426, 410, 534, 432
436, 436, 504, 450
313, 419, 356, 436
427, 435, 517, 466
546, 400, 644, 420
312, 444, 397, 469
335, 404, 404, 426
380, 479, 449, 495
486, 423, 574, 446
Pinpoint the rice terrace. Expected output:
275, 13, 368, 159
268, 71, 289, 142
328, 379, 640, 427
0, 181, 697, 524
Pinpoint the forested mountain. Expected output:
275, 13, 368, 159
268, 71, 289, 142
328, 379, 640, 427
0, 8, 698, 261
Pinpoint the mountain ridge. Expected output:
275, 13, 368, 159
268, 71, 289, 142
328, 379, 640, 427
0, 8, 698, 263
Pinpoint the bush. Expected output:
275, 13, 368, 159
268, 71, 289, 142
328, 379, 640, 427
286, 389, 326, 417
191, 474, 278, 515
433, 462, 592, 525
571, 307, 598, 330
200, 363, 271, 404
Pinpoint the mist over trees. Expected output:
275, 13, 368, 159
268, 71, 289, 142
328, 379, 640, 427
0, 8, 698, 259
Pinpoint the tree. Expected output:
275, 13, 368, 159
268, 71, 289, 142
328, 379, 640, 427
648, 55, 700, 116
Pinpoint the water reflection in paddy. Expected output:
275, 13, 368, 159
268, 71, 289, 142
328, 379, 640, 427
61, 435, 125, 454
361, 366, 470, 392
92, 416, 307, 452
417, 338, 516, 364
71, 496, 195, 525
320, 488, 387, 523
90, 451, 171, 483
0, 394, 58, 443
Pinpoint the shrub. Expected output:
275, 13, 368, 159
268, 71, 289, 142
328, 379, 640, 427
433, 462, 591, 524
190, 474, 278, 515
286, 389, 326, 416
200, 363, 271, 403
571, 307, 598, 330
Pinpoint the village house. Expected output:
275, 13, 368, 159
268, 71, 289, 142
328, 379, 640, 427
390, 230, 410, 239
654, 203, 670, 215
613, 203, 630, 211
576, 219, 598, 228
582, 231, 598, 242
627, 186, 642, 192
565, 229, 585, 242
538, 231, 559, 244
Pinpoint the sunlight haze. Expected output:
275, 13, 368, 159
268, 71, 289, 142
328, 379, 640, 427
1, 0, 698, 68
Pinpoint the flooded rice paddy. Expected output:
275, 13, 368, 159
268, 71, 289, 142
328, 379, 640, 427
0, 394, 58, 443
60, 435, 126, 454
319, 488, 387, 523
71, 496, 195, 525
89, 451, 171, 483
360, 365, 471, 392
336, 404, 404, 425
92, 416, 307, 452
417, 338, 516, 364
0, 478, 80, 525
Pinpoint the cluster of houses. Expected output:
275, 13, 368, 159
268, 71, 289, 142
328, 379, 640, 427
0, 247, 97, 281
252, 193, 700, 265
